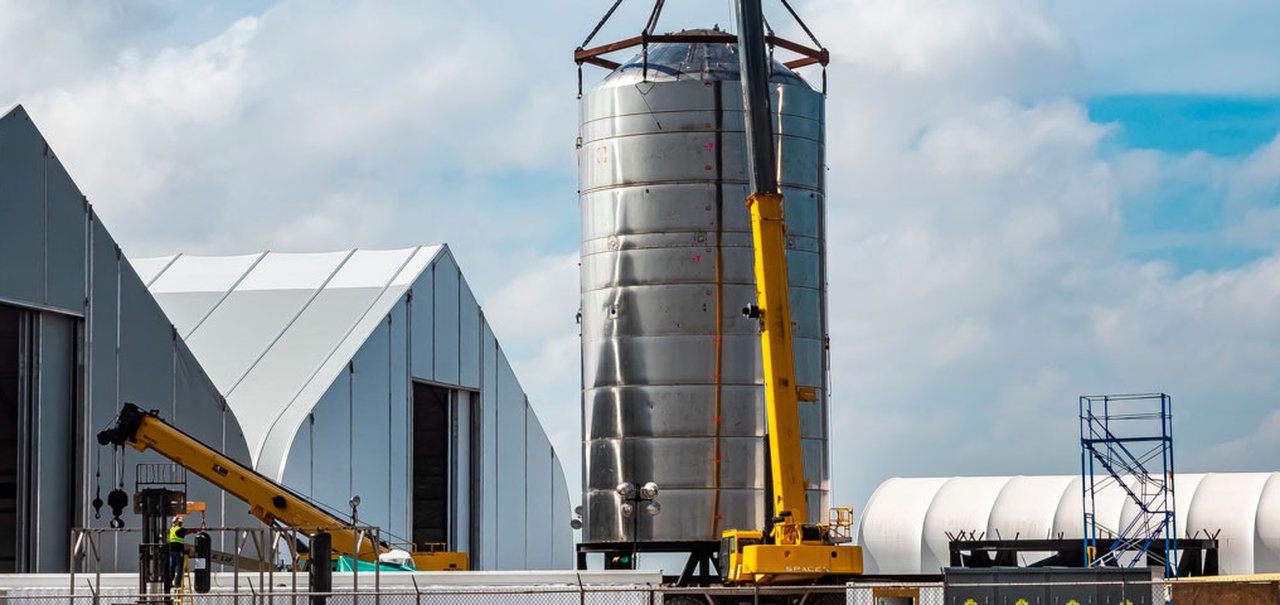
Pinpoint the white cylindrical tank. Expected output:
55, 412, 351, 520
1256, 474, 1280, 572
920, 476, 1011, 571
858, 473, 1280, 575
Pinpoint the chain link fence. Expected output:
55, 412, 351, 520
847, 583, 943, 605
0, 586, 651, 605
1, 577, 1277, 605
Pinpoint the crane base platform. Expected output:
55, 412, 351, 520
735, 544, 863, 585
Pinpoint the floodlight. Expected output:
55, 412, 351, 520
640, 481, 659, 499
616, 482, 637, 499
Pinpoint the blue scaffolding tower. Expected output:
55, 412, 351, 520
1079, 393, 1177, 577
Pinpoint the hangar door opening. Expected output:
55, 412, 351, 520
0, 304, 76, 573
412, 382, 477, 554
0, 304, 23, 572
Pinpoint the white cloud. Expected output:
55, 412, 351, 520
5, 0, 1280, 517
805, 0, 1280, 509
14, 1, 576, 263
483, 252, 580, 344
1236, 133, 1280, 198
5, 0, 589, 490
29, 16, 257, 214
1204, 407, 1280, 468
0, 0, 177, 99
809, 0, 1073, 97
1042, 0, 1280, 94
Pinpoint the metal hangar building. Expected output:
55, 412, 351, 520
0, 104, 572, 572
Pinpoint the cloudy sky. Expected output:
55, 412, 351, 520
4, 0, 1279, 517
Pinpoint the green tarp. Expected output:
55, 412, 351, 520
333, 556, 414, 572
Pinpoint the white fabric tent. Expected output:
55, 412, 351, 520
134, 246, 574, 570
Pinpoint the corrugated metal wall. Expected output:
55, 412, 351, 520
0, 105, 256, 572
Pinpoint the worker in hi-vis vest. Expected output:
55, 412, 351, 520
167, 516, 189, 591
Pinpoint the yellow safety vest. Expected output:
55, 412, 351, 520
169, 526, 184, 544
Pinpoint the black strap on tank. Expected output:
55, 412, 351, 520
576, 0, 627, 97
777, 0, 828, 95
780, 0, 821, 47
580, 0, 626, 50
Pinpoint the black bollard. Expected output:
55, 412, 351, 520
309, 532, 332, 605
193, 533, 212, 593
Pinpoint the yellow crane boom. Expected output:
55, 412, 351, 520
748, 191, 811, 529
718, 0, 862, 585
97, 402, 467, 571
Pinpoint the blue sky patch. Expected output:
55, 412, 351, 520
1091, 95, 1280, 274
1088, 95, 1280, 156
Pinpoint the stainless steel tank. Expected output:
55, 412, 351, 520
578, 31, 829, 550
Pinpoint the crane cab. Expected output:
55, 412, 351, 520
720, 529, 765, 583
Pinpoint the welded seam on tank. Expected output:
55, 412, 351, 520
629, 81, 664, 131
711, 79, 725, 539
581, 122, 821, 141
581, 107, 821, 121
579, 179, 822, 197
581, 239, 812, 255
577, 130, 821, 149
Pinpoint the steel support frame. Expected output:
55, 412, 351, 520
572, 1, 831, 96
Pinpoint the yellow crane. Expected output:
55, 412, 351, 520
97, 402, 468, 572
717, 0, 863, 585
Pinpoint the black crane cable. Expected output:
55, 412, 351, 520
643, 0, 666, 35
641, 0, 667, 82
580, 0, 626, 49
777, 0, 829, 94
779, 0, 823, 48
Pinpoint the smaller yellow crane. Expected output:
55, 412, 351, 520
98, 402, 468, 571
